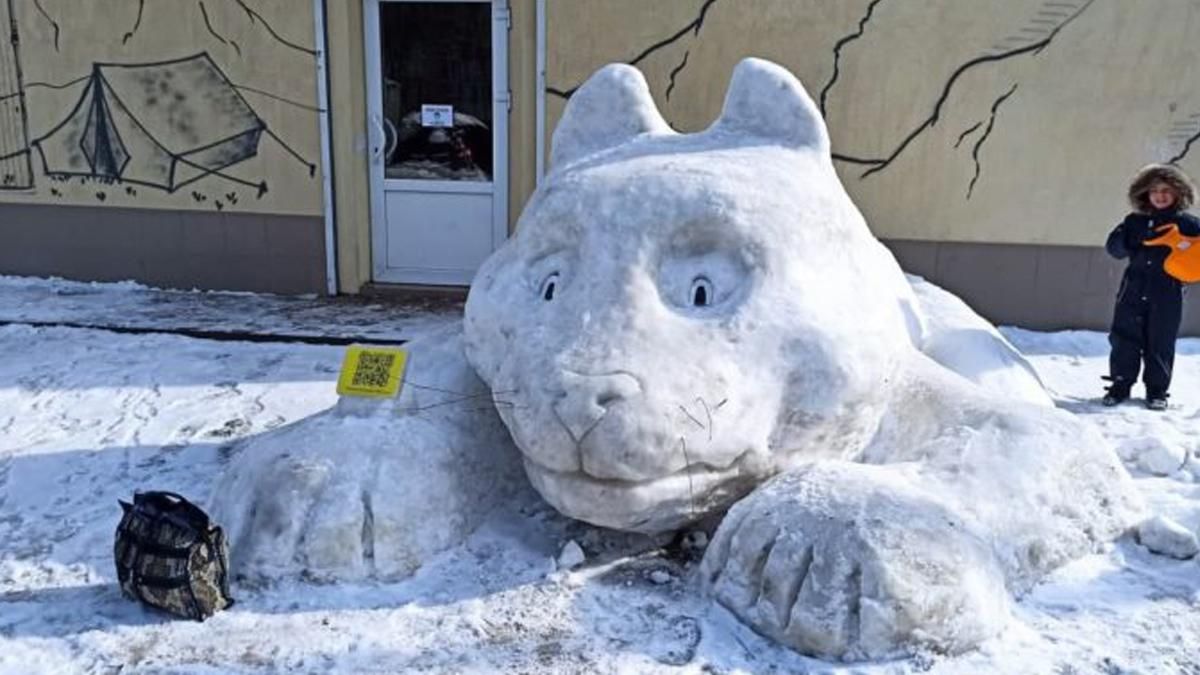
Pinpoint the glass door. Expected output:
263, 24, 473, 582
365, 0, 509, 285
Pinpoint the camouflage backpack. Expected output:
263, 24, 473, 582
114, 491, 233, 621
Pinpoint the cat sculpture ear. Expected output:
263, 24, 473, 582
711, 57, 830, 155
549, 64, 673, 169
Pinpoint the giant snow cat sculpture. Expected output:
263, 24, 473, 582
213, 59, 1142, 660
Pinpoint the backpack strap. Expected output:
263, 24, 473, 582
134, 491, 212, 531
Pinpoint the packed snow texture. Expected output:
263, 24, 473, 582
2, 278, 1200, 673
211, 327, 523, 582
907, 275, 1053, 408
211, 58, 1143, 660
1136, 515, 1199, 560
1122, 432, 1191, 476
459, 58, 1141, 658
0, 274, 458, 341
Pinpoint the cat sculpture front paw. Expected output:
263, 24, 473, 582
701, 462, 1010, 660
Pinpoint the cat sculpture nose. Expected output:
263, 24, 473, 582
553, 371, 642, 442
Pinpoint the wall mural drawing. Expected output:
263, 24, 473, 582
965, 83, 1017, 200
543, 0, 1200, 249
199, 1, 242, 58
546, 0, 719, 102
0, 0, 34, 190
118, 0, 316, 58
542, 0, 1090, 194
817, 0, 883, 116
32, 53, 312, 199
831, 0, 1093, 180
122, 0, 145, 45
1168, 109, 1200, 165
30, 0, 58, 52
545, 0, 1118, 203
0, 0, 322, 215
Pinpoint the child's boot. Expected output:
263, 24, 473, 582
1102, 379, 1131, 406
1146, 389, 1169, 411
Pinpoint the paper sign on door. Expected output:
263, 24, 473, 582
421, 104, 454, 128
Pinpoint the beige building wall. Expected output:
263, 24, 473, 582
0, 0, 324, 216
508, 0, 537, 232
545, 0, 1200, 247
10, 0, 1191, 320
325, 0, 372, 294
542, 0, 1200, 333
0, 0, 329, 294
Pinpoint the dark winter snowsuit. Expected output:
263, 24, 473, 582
1105, 209, 1200, 396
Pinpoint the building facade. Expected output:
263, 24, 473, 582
3, 1, 1200, 332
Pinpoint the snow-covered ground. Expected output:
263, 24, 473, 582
0, 275, 458, 342
1, 277, 1198, 674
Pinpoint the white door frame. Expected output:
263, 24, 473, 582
363, 0, 510, 286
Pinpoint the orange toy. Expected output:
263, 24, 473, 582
1143, 223, 1200, 283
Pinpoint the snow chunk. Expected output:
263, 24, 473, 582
1119, 435, 1189, 476
648, 569, 673, 585
909, 275, 1053, 408
556, 540, 585, 570
1187, 455, 1200, 481
1136, 515, 1200, 559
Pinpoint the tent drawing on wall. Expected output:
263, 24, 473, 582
31, 53, 302, 197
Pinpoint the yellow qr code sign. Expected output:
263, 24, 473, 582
337, 346, 408, 398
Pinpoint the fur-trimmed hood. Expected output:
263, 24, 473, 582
1128, 163, 1196, 212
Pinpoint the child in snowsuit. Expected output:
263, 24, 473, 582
1103, 163, 1200, 410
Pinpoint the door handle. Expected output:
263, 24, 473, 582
383, 116, 399, 165
370, 112, 385, 163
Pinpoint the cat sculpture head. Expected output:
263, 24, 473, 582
464, 58, 921, 533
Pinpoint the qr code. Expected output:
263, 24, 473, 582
351, 352, 395, 389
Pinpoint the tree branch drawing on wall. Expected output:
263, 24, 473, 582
831, 0, 1095, 181
115, 0, 324, 116
0, 0, 34, 190
547, 0, 720, 102
27, 52, 317, 209
120, 0, 316, 58
229, 0, 316, 56
819, 0, 885, 117
31, 0, 59, 52
821, 0, 889, 168
122, 0, 145, 45
966, 84, 1017, 199
1167, 108, 1200, 165
199, 1, 242, 58
543, 0, 1093, 202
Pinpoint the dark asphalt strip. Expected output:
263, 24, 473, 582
0, 320, 407, 347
